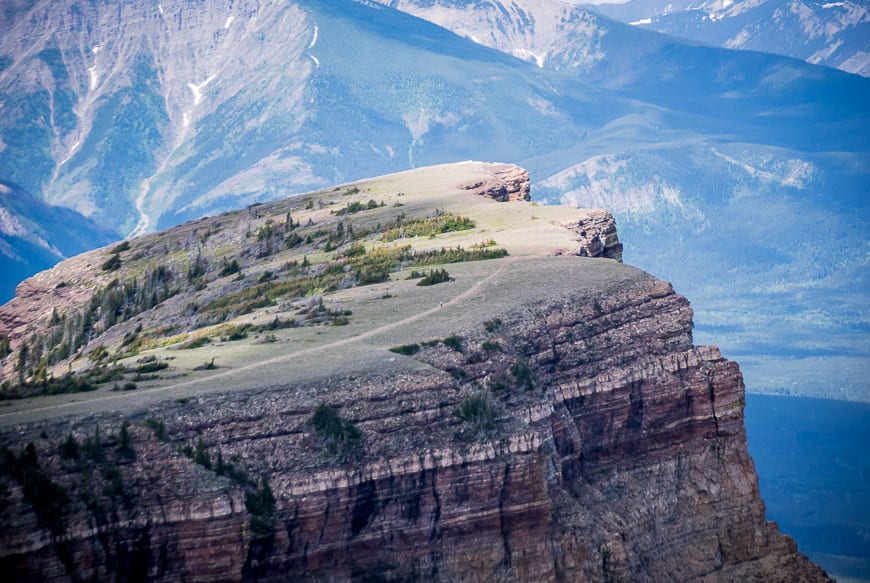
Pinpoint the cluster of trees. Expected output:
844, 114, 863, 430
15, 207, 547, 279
12, 265, 178, 383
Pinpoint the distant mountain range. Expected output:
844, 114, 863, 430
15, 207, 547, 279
0, 181, 118, 301
0, 0, 867, 399
586, 0, 870, 77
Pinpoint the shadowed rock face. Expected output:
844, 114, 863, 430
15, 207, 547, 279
0, 163, 826, 581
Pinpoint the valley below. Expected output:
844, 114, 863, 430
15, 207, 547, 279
746, 394, 870, 582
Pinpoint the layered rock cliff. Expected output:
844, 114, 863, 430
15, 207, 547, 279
0, 162, 825, 581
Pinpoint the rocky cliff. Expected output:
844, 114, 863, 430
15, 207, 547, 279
0, 162, 825, 581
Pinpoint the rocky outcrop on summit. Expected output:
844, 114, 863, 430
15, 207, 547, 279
461, 162, 531, 202
561, 209, 623, 261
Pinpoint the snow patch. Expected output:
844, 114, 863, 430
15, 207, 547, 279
0, 207, 27, 237
711, 149, 814, 188
91, 45, 102, 55
724, 29, 751, 49
527, 96, 558, 116
822, 2, 845, 7
840, 51, 870, 76
131, 180, 153, 237
513, 48, 546, 68
158, 4, 163, 15
309, 25, 319, 49
224, 15, 235, 29
187, 75, 216, 106
808, 39, 843, 63
629, 18, 652, 25
309, 54, 320, 68
87, 65, 98, 91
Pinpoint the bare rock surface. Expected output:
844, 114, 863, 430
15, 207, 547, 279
460, 162, 532, 202
0, 162, 826, 581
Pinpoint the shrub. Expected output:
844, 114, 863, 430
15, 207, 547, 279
101, 253, 122, 271
510, 359, 535, 391
330, 315, 350, 326
59, 433, 80, 460
224, 325, 250, 341
256, 220, 276, 241
145, 418, 167, 441
135, 360, 168, 374
487, 376, 508, 392
310, 403, 361, 456
215, 451, 249, 485
355, 265, 390, 285
454, 393, 497, 433
417, 268, 452, 286
442, 335, 463, 353
285, 232, 304, 248
389, 343, 421, 356
102, 464, 123, 497
382, 214, 475, 241
246, 476, 276, 537
85, 426, 104, 463
219, 258, 241, 277
342, 243, 367, 258
483, 318, 502, 333
178, 337, 212, 350
118, 421, 135, 460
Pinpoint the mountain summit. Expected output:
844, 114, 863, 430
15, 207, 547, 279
0, 162, 827, 581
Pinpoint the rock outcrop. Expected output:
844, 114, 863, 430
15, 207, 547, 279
0, 163, 826, 581
461, 163, 532, 202
561, 210, 623, 261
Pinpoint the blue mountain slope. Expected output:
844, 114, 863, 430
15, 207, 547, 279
588, 0, 870, 77
0, 182, 119, 301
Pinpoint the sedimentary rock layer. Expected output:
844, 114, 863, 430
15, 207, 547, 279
0, 262, 826, 581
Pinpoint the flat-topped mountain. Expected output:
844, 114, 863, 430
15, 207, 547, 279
0, 162, 826, 581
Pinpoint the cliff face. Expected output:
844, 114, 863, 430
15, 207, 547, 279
0, 163, 825, 581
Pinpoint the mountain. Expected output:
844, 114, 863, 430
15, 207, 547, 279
586, 0, 870, 77
0, 181, 119, 301
0, 162, 827, 580
1, 0, 868, 401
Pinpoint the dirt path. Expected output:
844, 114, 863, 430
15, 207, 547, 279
0, 258, 515, 424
